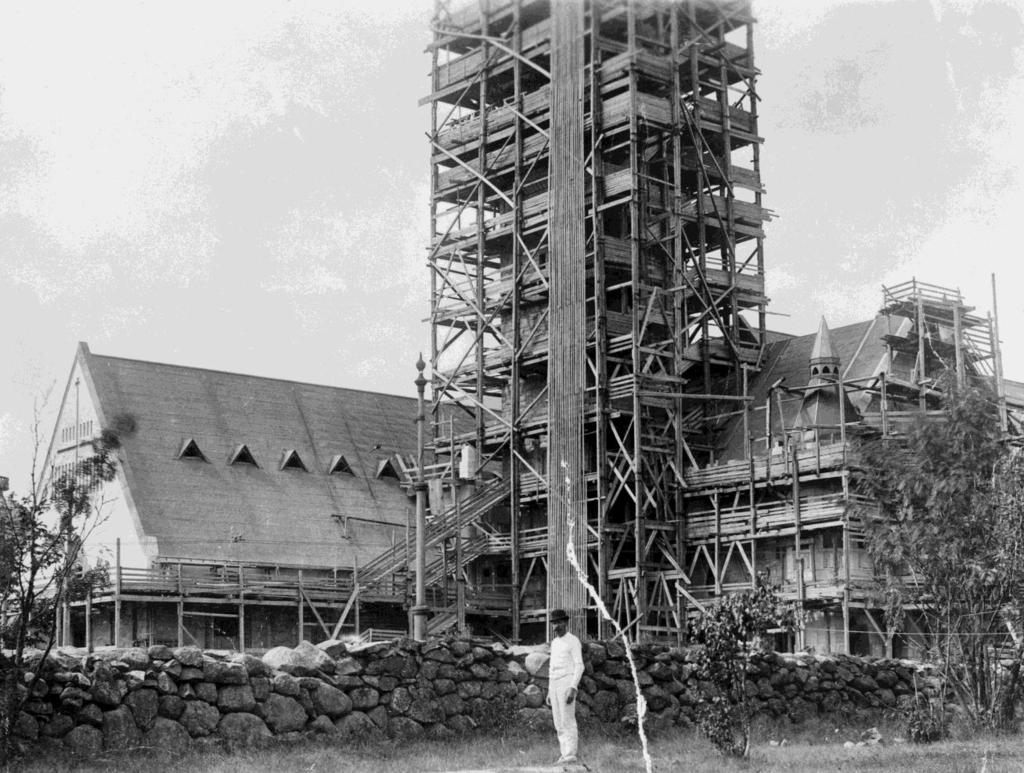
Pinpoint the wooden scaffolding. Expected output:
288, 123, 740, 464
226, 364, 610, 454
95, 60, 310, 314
424, 0, 769, 642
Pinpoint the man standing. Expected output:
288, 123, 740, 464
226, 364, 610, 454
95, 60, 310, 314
547, 608, 584, 764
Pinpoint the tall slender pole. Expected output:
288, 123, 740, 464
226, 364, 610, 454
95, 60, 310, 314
113, 538, 122, 647
991, 274, 1008, 434
413, 355, 429, 641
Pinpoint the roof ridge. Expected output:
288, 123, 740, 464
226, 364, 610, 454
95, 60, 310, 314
86, 350, 418, 401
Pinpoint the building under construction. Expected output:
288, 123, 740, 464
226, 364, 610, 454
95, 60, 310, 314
24, 0, 1023, 656
380, 0, 1024, 652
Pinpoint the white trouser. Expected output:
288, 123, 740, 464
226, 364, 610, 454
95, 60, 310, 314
548, 676, 578, 759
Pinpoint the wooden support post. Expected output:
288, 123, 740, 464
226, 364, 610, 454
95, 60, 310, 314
85, 586, 93, 654
176, 563, 184, 648
238, 562, 245, 651
916, 292, 926, 411
842, 525, 851, 655
838, 376, 847, 465
713, 494, 722, 595
114, 538, 122, 648
353, 559, 360, 636
238, 602, 246, 653
177, 600, 184, 648
991, 274, 1008, 434
791, 445, 804, 651
880, 372, 889, 437
455, 477, 466, 637
953, 300, 965, 388
748, 453, 757, 589
297, 569, 304, 645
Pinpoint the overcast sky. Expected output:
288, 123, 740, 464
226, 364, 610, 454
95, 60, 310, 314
1, 0, 1022, 492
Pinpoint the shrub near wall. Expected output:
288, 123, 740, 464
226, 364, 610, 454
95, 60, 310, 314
6, 638, 942, 756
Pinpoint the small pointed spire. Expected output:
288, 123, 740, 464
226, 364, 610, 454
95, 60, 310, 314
810, 317, 837, 363
808, 317, 840, 385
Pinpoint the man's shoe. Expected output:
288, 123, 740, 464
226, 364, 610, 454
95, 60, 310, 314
556, 755, 578, 764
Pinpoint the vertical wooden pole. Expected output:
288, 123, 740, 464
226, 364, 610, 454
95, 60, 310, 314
85, 586, 93, 653
748, 453, 757, 589
916, 292, 926, 411
713, 493, 722, 595
297, 570, 304, 645
791, 445, 804, 651
953, 299, 965, 388
176, 563, 184, 648
509, 0, 523, 647
354, 559, 361, 636
991, 274, 1008, 433
842, 524, 851, 654
238, 562, 245, 652
880, 372, 889, 437
113, 538, 122, 647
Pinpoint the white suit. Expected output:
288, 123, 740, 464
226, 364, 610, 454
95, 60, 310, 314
548, 630, 584, 759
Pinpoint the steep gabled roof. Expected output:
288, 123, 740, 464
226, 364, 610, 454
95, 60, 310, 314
77, 346, 426, 568
716, 316, 893, 460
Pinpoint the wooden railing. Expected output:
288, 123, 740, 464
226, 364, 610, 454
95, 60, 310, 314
108, 564, 360, 601
683, 441, 848, 490
684, 494, 853, 540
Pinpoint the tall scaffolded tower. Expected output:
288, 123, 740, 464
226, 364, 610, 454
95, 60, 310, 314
426, 0, 771, 641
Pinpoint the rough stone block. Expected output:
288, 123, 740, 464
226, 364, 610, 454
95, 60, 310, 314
262, 693, 308, 733
179, 700, 220, 737
42, 713, 75, 738
312, 682, 352, 718
218, 684, 256, 713
121, 648, 151, 671
147, 645, 174, 662
218, 712, 272, 745
316, 639, 348, 659
204, 660, 249, 685
194, 681, 218, 703
158, 694, 186, 720
65, 724, 103, 755
125, 688, 159, 730
102, 706, 141, 750
388, 716, 424, 740
335, 710, 385, 741
142, 716, 192, 750
172, 646, 204, 668
349, 686, 380, 710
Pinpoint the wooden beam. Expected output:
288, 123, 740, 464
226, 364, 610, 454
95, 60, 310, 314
330, 585, 361, 640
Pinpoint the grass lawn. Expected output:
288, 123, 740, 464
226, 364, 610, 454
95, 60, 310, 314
5, 722, 1024, 772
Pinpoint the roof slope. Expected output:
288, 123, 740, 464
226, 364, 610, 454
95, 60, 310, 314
717, 317, 892, 459
81, 347, 422, 568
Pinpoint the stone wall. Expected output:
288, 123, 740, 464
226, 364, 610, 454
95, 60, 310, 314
7, 638, 939, 755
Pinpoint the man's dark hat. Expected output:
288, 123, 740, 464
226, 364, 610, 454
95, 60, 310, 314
550, 609, 569, 622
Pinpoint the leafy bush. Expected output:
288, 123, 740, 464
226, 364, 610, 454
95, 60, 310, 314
689, 583, 796, 758
904, 695, 949, 744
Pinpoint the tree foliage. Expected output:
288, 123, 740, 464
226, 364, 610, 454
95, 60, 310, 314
689, 583, 797, 757
856, 378, 1024, 729
0, 426, 119, 760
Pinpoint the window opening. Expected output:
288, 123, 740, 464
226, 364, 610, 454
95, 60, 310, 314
376, 458, 400, 480
229, 444, 259, 467
328, 455, 354, 475
177, 438, 208, 462
280, 449, 308, 472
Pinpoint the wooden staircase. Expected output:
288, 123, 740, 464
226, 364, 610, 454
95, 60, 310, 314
359, 477, 510, 590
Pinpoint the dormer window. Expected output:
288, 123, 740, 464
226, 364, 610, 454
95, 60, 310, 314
280, 449, 308, 472
376, 458, 400, 480
177, 438, 208, 462
328, 454, 354, 475
229, 444, 259, 467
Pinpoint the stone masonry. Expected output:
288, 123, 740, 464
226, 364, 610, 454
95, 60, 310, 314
6, 638, 941, 757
